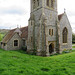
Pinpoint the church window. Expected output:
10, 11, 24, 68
49, 29, 53, 36
14, 40, 18, 46
52, 29, 53, 35
49, 29, 51, 35
63, 27, 68, 43
33, 0, 36, 9
51, 0, 54, 8
37, 0, 39, 6
4, 43, 6, 46
47, 0, 49, 6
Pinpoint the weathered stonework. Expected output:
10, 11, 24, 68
0, 0, 72, 56
1, 27, 28, 50
59, 13, 72, 52
27, 0, 72, 56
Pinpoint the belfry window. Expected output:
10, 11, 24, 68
37, 0, 39, 6
52, 29, 53, 36
33, 0, 39, 9
49, 29, 53, 36
33, 0, 36, 9
47, 0, 49, 6
63, 27, 68, 43
49, 29, 51, 35
51, 0, 54, 8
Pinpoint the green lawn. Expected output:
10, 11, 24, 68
0, 49, 75, 75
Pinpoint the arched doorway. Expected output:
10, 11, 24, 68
49, 43, 54, 54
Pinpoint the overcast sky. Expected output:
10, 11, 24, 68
0, 0, 75, 33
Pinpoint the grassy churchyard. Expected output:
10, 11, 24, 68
0, 48, 75, 75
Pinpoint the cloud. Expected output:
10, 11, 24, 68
0, 14, 29, 29
0, 0, 74, 34
72, 28, 75, 33
0, 0, 30, 29
0, 7, 26, 15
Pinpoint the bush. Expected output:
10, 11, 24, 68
72, 33, 75, 43
63, 49, 71, 53
22, 46, 27, 51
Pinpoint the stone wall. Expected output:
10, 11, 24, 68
27, 0, 72, 56
59, 13, 72, 52
27, 0, 58, 56
6, 33, 23, 50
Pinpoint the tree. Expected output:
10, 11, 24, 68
0, 33, 2, 41
72, 33, 75, 43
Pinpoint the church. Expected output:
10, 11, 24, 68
27, 0, 72, 56
1, 0, 72, 56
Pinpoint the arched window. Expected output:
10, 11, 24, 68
51, 0, 54, 8
47, 0, 49, 6
63, 27, 68, 43
49, 29, 53, 36
33, 0, 36, 9
37, 0, 39, 6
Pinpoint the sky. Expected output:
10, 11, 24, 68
0, 0, 75, 33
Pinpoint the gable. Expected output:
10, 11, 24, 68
8, 33, 22, 44
14, 28, 22, 33
2, 30, 15, 43
2, 26, 28, 43
59, 13, 72, 29
58, 13, 64, 21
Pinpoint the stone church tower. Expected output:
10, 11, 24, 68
27, 0, 72, 56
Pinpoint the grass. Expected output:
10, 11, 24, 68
0, 49, 75, 75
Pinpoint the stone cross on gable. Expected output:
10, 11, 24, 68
64, 8, 66, 13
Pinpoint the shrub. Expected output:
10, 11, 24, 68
72, 33, 75, 43
22, 46, 27, 51
63, 49, 70, 53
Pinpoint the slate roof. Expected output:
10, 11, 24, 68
58, 13, 64, 21
20, 26, 28, 39
2, 26, 28, 43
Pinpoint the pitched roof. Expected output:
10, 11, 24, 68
2, 26, 28, 43
58, 13, 64, 21
20, 26, 28, 39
